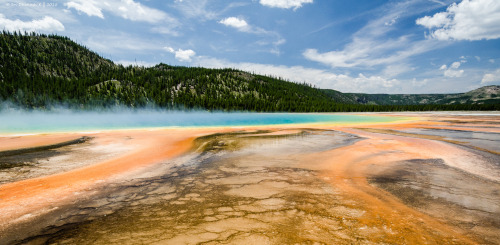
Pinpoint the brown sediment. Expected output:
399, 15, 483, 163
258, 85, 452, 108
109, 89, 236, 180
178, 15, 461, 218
416, 114, 500, 133
0, 136, 92, 158
410, 125, 500, 133
347, 113, 500, 133
0, 128, 220, 235
355, 127, 500, 155
238, 129, 303, 137
10, 128, 367, 244
301, 125, 499, 244
357, 127, 467, 143
356, 121, 500, 133
431, 125, 500, 131
0, 134, 88, 152
1, 113, 499, 244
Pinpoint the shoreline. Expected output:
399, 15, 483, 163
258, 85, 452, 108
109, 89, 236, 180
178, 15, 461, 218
0, 128, 218, 236
1, 112, 499, 244
0, 112, 413, 136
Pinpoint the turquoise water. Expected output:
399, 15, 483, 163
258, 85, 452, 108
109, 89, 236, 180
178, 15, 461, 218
0, 111, 399, 134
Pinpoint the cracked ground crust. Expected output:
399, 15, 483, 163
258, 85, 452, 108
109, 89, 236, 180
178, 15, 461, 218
8, 131, 372, 244
20, 130, 372, 244
2, 116, 500, 245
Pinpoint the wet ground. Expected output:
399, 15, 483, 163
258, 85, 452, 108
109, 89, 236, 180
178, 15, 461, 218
7, 129, 368, 244
400, 128, 500, 153
368, 158, 500, 243
1, 113, 500, 244
0, 137, 133, 185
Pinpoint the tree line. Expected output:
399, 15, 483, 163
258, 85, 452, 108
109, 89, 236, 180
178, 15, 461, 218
1, 32, 498, 112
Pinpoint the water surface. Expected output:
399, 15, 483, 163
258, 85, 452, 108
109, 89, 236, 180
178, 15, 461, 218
0, 111, 400, 134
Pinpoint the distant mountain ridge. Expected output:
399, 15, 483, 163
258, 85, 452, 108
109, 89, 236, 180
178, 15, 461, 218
0, 32, 498, 111
327, 85, 499, 105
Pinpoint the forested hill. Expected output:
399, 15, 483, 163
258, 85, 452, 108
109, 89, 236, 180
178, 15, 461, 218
335, 85, 500, 106
0, 32, 498, 112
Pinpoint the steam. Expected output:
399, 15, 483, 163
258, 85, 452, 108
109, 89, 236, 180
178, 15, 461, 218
0, 103, 395, 134
0, 104, 309, 134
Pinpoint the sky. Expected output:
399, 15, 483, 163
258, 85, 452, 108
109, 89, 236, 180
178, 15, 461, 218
0, 0, 499, 94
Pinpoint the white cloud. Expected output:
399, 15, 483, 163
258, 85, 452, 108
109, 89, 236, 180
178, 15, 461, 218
303, 36, 440, 68
150, 26, 180, 36
416, 0, 500, 41
0, 14, 64, 32
489, 59, 495, 63
193, 56, 403, 93
270, 38, 286, 55
218, 17, 285, 55
429, 0, 446, 6
412, 78, 429, 87
481, 69, 500, 84
219, 17, 249, 31
188, 53, 479, 93
416, 12, 450, 28
65, 0, 171, 23
218, 16, 274, 35
441, 61, 464, 77
444, 69, 464, 77
65, 0, 104, 18
175, 49, 196, 62
450, 61, 461, 69
165, 47, 196, 62
259, 0, 313, 10
303, 1, 446, 69
384, 17, 398, 26
382, 64, 414, 78
0, 0, 77, 27
173, 0, 217, 21
86, 33, 162, 52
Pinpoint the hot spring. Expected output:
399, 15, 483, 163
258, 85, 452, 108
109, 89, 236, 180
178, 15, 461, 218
0, 110, 403, 134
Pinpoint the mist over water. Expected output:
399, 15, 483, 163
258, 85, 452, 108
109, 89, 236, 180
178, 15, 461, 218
0, 108, 397, 134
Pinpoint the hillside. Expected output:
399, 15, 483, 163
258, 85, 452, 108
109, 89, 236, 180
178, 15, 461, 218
335, 85, 499, 105
0, 32, 345, 111
0, 32, 498, 112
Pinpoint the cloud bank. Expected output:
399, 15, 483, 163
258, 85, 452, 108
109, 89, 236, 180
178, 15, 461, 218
0, 14, 64, 32
417, 0, 500, 40
481, 69, 500, 84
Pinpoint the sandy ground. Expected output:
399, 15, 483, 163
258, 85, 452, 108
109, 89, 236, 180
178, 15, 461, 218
0, 113, 499, 244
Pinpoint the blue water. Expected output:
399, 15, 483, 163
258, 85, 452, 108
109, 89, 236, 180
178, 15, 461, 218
0, 111, 399, 134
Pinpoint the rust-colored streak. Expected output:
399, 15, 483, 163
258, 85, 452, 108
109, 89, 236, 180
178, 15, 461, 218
302, 127, 483, 244
0, 115, 498, 244
0, 129, 204, 231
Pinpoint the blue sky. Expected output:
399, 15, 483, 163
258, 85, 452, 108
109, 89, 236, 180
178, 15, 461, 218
1, 0, 499, 93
